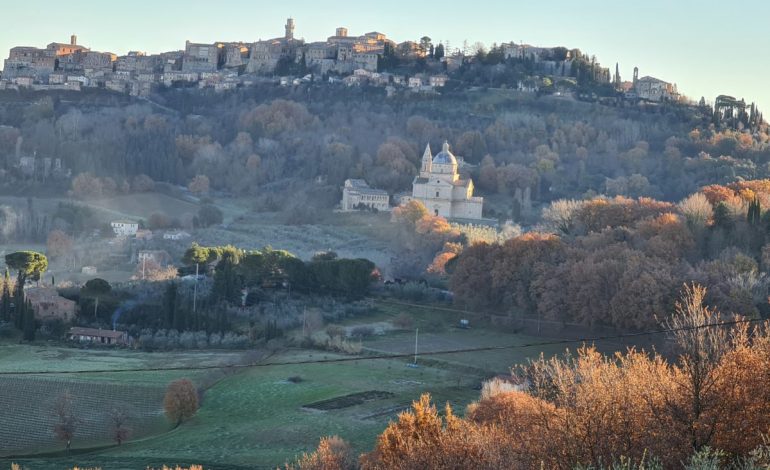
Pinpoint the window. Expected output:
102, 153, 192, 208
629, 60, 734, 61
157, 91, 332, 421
434, 209, 439, 216
436, 191, 440, 198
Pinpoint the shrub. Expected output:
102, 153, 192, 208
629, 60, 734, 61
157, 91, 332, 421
350, 325, 375, 338
326, 324, 346, 338
392, 313, 414, 330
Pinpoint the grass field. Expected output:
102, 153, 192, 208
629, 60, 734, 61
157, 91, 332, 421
72, 350, 481, 469
0, 296, 585, 469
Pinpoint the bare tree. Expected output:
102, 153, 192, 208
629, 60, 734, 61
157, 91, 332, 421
109, 407, 131, 445
53, 391, 79, 451
663, 283, 731, 452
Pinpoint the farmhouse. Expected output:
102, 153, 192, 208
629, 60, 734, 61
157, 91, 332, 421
25, 287, 76, 322
69, 327, 128, 345
405, 142, 484, 221
111, 220, 139, 237
164, 230, 191, 241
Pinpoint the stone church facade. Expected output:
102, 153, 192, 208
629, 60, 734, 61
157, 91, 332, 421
407, 142, 483, 221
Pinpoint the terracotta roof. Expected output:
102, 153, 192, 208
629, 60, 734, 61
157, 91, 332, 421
69, 327, 126, 339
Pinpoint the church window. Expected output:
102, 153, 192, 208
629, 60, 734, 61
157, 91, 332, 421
436, 191, 440, 198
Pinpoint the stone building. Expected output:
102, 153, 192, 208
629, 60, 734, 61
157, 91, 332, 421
633, 67, 678, 102
340, 179, 389, 211
25, 287, 76, 322
183, 41, 222, 73
407, 142, 483, 221
246, 18, 304, 74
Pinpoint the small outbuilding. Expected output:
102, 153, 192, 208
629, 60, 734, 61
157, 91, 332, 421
69, 327, 129, 346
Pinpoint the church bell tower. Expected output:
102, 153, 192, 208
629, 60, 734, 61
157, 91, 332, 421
420, 143, 432, 176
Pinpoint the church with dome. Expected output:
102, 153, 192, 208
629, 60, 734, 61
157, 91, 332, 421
406, 141, 484, 221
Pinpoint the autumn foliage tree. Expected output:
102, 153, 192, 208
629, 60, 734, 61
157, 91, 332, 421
352, 284, 770, 469
286, 436, 357, 470
46, 230, 74, 260
163, 379, 199, 426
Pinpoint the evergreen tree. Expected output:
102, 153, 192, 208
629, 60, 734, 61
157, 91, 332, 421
434, 43, 445, 60
0, 269, 10, 323
13, 272, 24, 330
748, 197, 761, 226
163, 282, 178, 329
23, 299, 35, 341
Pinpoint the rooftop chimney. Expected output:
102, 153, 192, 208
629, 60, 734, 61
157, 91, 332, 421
70, 34, 77, 46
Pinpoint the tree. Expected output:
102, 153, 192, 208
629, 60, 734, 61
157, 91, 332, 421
748, 196, 761, 226
661, 284, 730, 452
197, 205, 223, 228
188, 174, 210, 195
164, 378, 199, 426
81, 278, 111, 320
419, 36, 432, 56
0, 269, 11, 322
287, 436, 357, 470
46, 230, 73, 260
5, 251, 48, 284
23, 298, 35, 341
53, 391, 79, 451
434, 43, 445, 60
109, 407, 130, 445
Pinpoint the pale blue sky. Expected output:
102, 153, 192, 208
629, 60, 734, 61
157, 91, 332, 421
1, 0, 768, 111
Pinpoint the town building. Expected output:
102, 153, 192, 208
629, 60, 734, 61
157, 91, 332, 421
340, 179, 389, 212
406, 142, 484, 221
246, 18, 303, 74
69, 327, 128, 346
182, 41, 222, 73
25, 287, 76, 322
111, 220, 139, 237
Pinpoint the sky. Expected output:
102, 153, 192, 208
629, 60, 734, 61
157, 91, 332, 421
1, 0, 768, 111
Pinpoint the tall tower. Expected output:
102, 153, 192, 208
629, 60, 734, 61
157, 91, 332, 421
285, 18, 295, 40
420, 143, 433, 176
70, 34, 77, 46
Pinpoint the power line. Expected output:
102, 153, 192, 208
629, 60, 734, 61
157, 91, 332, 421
0, 316, 764, 377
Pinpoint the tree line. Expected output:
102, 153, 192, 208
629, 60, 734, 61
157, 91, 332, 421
449, 180, 770, 330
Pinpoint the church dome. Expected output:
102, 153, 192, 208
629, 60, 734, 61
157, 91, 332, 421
432, 141, 457, 166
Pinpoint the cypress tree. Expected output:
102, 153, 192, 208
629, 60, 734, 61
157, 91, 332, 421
0, 269, 10, 323
23, 299, 35, 341
163, 282, 177, 329
748, 197, 761, 226
13, 272, 24, 330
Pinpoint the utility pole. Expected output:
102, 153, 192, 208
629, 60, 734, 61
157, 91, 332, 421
142, 256, 146, 280
413, 328, 419, 365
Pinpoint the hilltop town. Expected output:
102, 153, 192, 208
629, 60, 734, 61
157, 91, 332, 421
1, 18, 698, 105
